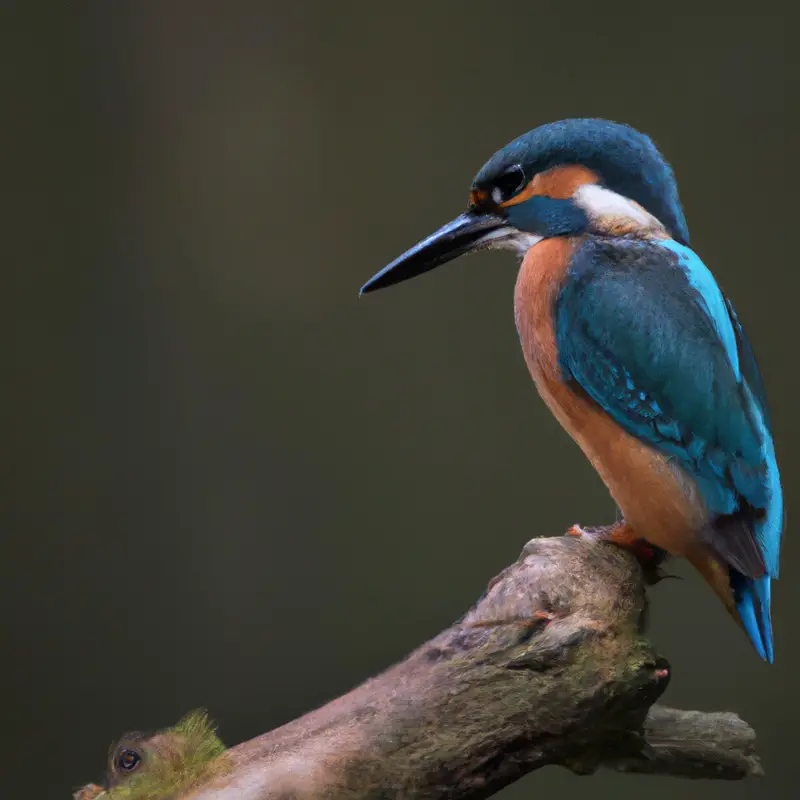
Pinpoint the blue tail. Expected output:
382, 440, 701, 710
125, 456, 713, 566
732, 571, 774, 663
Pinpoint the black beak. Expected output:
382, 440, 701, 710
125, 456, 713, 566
359, 211, 508, 295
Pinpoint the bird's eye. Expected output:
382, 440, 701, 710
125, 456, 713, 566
116, 748, 141, 772
490, 165, 526, 205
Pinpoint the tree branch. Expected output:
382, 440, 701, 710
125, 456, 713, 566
605, 705, 761, 779
97, 532, 765, 798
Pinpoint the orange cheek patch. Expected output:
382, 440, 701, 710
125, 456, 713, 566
502, 165, 599, 207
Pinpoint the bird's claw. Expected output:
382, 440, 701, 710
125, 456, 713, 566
566, 523, 668, 580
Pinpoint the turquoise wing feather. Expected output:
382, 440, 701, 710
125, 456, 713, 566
555, 236, 782, 660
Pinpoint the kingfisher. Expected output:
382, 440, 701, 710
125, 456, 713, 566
360, 118, 783, 662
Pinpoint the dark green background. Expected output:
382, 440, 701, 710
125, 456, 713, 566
4, 5, 796, 798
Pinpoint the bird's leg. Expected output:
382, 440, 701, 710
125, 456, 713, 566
567, 520, 641, 546
567, 522, 666, 580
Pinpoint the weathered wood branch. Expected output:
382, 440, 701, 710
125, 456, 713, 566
178, 532, 760, 799
76, 532, 759, 799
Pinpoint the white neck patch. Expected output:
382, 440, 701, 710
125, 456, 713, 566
573, 184, 666, 235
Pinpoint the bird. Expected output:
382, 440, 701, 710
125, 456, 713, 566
359, 118, 783, 662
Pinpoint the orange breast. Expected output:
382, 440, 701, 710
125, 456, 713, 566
513, 238, 709, 558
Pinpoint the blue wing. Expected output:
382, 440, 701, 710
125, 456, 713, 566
556, 236, 783, 660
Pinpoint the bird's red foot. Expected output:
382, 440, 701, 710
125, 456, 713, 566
567, 522, 660, 568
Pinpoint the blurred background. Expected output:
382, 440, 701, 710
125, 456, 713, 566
4, 5, 796, 798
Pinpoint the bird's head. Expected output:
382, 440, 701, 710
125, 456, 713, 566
360, 118, 689, 294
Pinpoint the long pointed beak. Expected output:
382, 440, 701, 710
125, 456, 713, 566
359, 211, 508, 295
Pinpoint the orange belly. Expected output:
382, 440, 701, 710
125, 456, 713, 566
514, 238, 708, 556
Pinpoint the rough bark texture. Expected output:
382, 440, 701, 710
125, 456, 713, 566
177, 532, 761, 799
